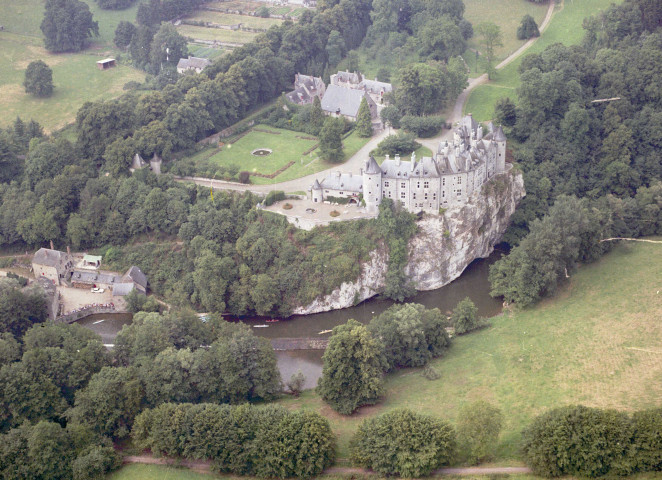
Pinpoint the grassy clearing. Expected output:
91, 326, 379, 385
187, 44, 226, 60
177, 24, 257, 44
0, 0, 144, 131
107, 464, 222, 480
278, 239, 662, 461
464, 0, 548, 61
184, 11, 283, 29
465, 0, 622, 121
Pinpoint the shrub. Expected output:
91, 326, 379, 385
133, 403, 335, 479
286, 371, 305, 396
350, 409, 456, 477
457, 401, 503, 464
422, 364, 441, 380
238, 171, 251, 183
263, 190, 285, 206
451, 297, 485, 334
282, 203, 293, 210
330, 210, 340, 217
255, 6, 270, 17
400, 115, 445, 137
522, 405, 633, 477
71, 446, 122, 480
372, 132, 420, 157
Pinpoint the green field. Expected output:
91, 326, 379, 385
277, 239, 662, 461
187, 44, 226, 60
464, 0, 622, 121
0, 0, 144, 131
464, 0, 548, 62
177, 24, 258, 44
183, 11, 284, 29
107, 464, 220, 480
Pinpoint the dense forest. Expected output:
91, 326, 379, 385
489, 0, 662, 306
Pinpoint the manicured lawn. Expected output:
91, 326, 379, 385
177, 24, 257, 44
0, 0, 144, 131
465, 0, 622, 121
187, 44, 226, 60
183, 11, 284, 29
278, 239, 662, 462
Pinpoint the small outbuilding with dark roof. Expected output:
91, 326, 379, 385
122, 266, 148, 293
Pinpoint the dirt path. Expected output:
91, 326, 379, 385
124, 454, 532, 477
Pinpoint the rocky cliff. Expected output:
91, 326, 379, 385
291, 168, 525, 315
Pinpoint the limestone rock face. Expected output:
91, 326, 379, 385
292, 169, 525, 315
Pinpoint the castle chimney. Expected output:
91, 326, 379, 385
395, 155, 400, 166
50, 240, 54, 250
385, 154, 390, 162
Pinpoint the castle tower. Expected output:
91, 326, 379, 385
311, 179, 323, 203
494, 125, 507, 172
363, 156, 382, 212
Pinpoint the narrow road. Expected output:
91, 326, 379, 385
177, 0, 556, 195
123, 455, 532, 477
418, 0, 556, 152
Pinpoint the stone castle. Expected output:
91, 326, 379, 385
310, 115, 507, 213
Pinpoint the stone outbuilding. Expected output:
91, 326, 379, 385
177, 56, 211, 74
122, 266, 148, 293
32, 248, 74, 285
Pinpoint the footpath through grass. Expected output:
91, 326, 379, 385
465, 0, 622, 121
0, 0, 144, 131
278, 239, 662, 462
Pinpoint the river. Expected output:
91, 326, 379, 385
77, 250, 503, 390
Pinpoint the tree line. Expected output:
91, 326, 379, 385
489, 0, 662, 307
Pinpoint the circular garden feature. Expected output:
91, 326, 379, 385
251, 148, 273, 156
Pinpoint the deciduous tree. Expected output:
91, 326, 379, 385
41, 0, 99, 52
23, 60, 54, 97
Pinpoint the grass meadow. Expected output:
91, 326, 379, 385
464, 0, 623, 121
0, 0, 144, 132
277, 239, 662, 462
177, 24, 259, 44
183, 11, 284, 30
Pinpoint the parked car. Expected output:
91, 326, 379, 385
91, 287, 105, 293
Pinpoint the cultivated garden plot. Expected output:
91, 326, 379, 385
177, 24, 259, 44
188, 127, 371, 185
0, 0, 144, 131
183, 11, 285, 30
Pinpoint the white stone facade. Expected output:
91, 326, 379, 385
310, 115, 507, 214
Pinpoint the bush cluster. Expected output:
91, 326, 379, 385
400, 115, 445, 138
522, 405, 662, 477
372, 132, 421, 157
133, 403, 336, 478
350, 409, 456, 477
263, 190, 285, 206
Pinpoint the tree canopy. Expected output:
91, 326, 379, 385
41, 0, 99, 52
23, 61, 54, 97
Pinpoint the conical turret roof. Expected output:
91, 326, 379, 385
312, 179, 322, 190
365, 156, 381, 174
494, 125, 506, 142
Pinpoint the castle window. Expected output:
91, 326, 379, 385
401, 192, 405, 199
433, 193, 436, 199
388, 191, 392, 198
457, 177, 462, 184
401, 182, 406, 189
384, 181, 389, 187
442, 191, 445, 197
424, 181, 429, 188
442, 178, 446, 186
339, 192, 343, 195
417, 182, 420, 188
413, 193, 416, 199
325, 190, 329, 193
424, 193, 428, 200
457, 189, 462, 196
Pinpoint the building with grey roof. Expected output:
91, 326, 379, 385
285, 73, 326, 105
321, 85, 377, 121
112, 283, 137, 296
330, 70, 393, 108
32, 248, 74, 285
177, 56, 211, 74
309, 114, 507, 213
71, 270, 121, 289
122, 266, 148, 293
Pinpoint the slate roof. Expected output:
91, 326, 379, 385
319, 172, 363, 192
312, 179, 322, 190
33, 248, 67, 268
71, 270, 121, 285
112, 283, 136, 296
382, 156, 440, 178
321, 85, 366, 118
123, 266, 148, 289
333, 71, 361, 84
358, 79, 393, 95
494, 125, 507, 142
177, 56, 211, 71
365, 156, 381, 175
